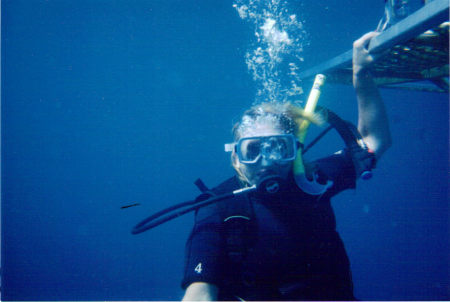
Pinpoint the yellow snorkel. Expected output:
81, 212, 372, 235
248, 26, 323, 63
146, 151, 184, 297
293, 74, 333, 195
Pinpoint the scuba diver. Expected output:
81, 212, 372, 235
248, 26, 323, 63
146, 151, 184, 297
377, 0, 427, 31
178, 31, 391, 301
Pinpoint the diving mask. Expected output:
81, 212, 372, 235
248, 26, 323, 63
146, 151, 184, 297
225, 134, 298, 164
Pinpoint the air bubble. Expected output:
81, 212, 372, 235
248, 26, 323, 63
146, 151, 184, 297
233, 0, 308, 104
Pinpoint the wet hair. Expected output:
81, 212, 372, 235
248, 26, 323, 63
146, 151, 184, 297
232, 102, 320, 141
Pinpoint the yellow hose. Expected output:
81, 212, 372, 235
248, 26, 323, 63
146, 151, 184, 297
293, 74, 326, 176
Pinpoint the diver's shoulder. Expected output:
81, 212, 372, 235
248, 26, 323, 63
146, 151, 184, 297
193, 176, 240, 224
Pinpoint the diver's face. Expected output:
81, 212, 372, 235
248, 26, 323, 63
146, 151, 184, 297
389, 0, 410, 18
234, 122, 293, 186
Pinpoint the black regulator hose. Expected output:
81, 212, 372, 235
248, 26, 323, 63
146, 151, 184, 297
131, 175, 283, 234
131, 191, 235, 234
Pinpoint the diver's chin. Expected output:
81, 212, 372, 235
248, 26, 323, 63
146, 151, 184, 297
257, 169, 278, 178
249, 169, 284, 186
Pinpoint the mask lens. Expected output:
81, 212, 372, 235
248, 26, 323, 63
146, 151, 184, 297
239, 138, 261, 162
262, 138, 282, 160
237, 135, 296, 164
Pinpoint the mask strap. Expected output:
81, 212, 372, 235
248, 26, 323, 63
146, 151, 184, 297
224, 143, 235, 152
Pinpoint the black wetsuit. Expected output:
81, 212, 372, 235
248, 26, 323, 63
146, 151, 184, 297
182, 151, 357, 301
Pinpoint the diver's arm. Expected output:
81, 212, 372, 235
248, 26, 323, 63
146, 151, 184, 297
182, 282, 218, 301
353, 32, 392, 159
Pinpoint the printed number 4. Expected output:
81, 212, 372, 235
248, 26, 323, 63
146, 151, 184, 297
195, 263, 202, 274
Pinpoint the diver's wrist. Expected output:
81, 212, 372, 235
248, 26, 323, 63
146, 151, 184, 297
353, 67, 373, 87
353, 65, 371, 78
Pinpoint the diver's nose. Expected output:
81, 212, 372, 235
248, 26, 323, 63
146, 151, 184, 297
260, 156, 273, 167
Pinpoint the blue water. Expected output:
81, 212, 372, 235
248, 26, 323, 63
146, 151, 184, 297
2, 0, 448, 300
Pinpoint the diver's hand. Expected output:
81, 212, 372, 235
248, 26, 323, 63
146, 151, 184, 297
352, 31, 379, 76
352, 32, 392, 160
182, 282, 218, 301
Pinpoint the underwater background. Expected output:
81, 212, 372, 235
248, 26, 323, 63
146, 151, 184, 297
2, 0, 448, 300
